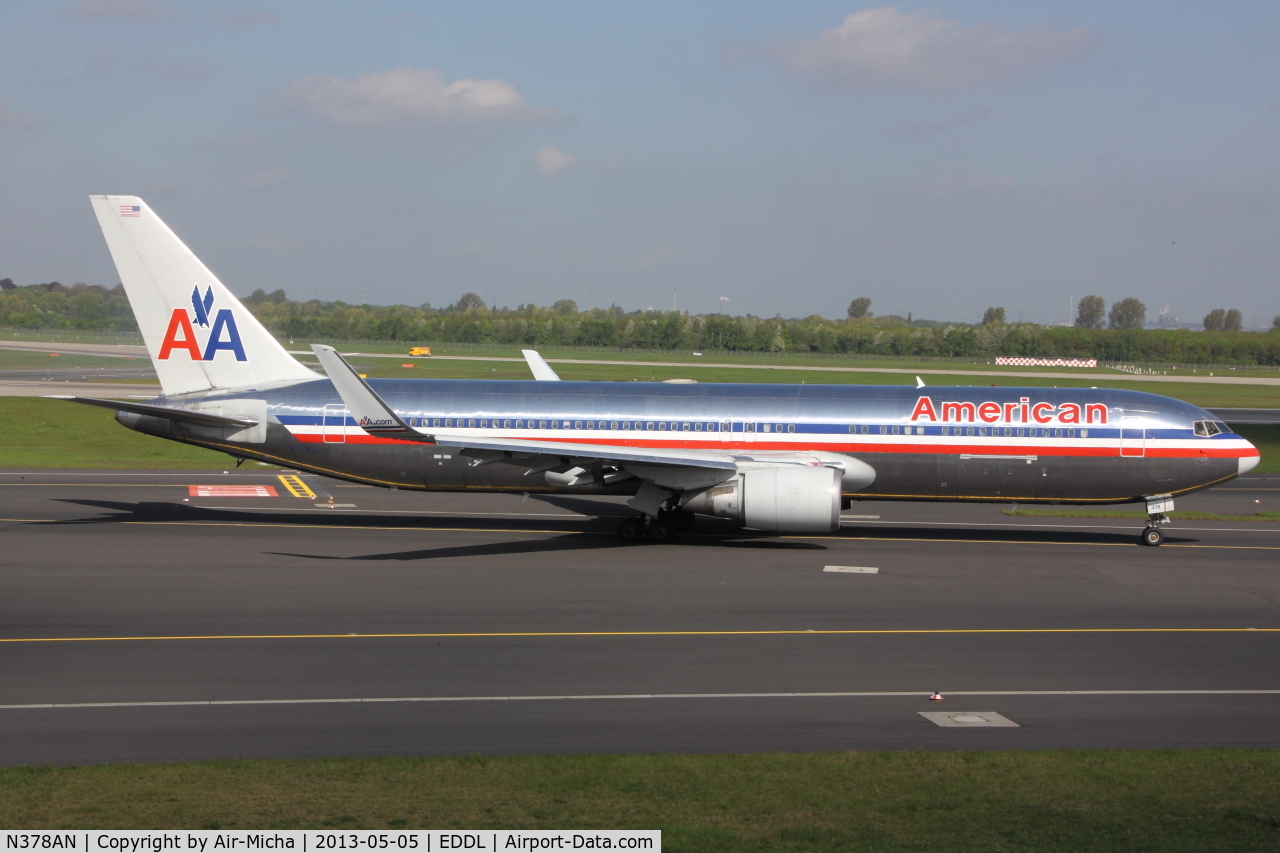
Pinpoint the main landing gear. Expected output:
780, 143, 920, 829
1141, 526, 1165, 547
616, 508, 695, 543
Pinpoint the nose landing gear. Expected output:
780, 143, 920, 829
1139, 494, 1174, 546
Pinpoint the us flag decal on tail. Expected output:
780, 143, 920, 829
120, 205, 140, 217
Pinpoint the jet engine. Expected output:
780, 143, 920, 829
681, 466, 842, 533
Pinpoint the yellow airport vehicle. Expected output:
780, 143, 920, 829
408, 346, 432, 356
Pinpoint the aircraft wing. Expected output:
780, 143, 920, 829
48, 395, 259, 429
309, 344, 736, 470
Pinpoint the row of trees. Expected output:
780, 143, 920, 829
4, 281, 1280, 364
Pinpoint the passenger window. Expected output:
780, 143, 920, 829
622, 422, 631, 430
682, 422, 690, 431
1054, 428, 1062, 438
503, 420, 512, 429
573, 421, 582, 429
647, 421, 655, 430
658, 422, 667, 431
586, 421, 594, 430
1081, 429, 1088, 438
775, 424, 784, 433
879, 425, 887, 435
892, 426, 900, 435
1016, 428, 1024, 437
966, 427, 974, 436
468, 419, 476, 428
746, 423, 755, 433
978, 427, 986, 436
1068, 428, 1076, 437
1004, 428, 1012, 437
432, 418, 441, 427
787, 424, 795, 433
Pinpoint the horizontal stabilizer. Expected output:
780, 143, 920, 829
47, 396, 259, 429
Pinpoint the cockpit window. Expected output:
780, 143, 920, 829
1194, 420, 1230, 437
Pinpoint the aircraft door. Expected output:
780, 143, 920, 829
323, 404, 347, 444
1120, 417, 1145, 457
720, 420, 731, 449
742, 420, 756, 446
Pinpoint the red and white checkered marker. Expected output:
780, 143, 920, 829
188, 485, 278, 497
929, 691, 944, 701
994, 357, 1097, 367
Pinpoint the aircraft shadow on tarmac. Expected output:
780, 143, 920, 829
43, 499, 1194, 551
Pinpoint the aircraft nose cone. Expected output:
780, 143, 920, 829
1239, 448, 1260, 476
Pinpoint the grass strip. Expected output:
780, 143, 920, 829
0, 397, 234, 468
1007, 508, 1280, 522
3, 751, 1280, 850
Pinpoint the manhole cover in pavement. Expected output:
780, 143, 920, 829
918, 711, 1020, 728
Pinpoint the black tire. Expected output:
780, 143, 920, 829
617, 517, 645, 543
648, 520, 674, 542
1140, 526, 1164, 547
673, 510, 696, 531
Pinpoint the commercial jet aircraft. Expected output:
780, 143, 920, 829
55, 196, 1260, 546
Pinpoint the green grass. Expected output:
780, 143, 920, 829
0, 397, 232, 468
0, 349, 149, 369
352, 358, 1280, 409
3, 751, 1280, 849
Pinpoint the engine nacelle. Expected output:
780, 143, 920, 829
682, 466, 842, 533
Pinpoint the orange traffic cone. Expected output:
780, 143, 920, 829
929, 691, 944, 701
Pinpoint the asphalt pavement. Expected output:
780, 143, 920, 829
1, 470, 1279, 764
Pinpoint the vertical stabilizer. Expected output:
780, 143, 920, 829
89, 195, 319, 395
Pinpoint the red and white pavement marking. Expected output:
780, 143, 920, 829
188, 485, 279, 497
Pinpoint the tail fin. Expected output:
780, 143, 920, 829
89, 195, 319, 396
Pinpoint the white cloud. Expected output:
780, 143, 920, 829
238, 167, 291, 191
886, 108, 991, 137
0, 101, 39, 129
271, 67, 558, 130
766, 6, 1095, 91
378, 11, 422, 32
532, 144, 580, 176
70, 0, 175, 21
144, 59, 216, 78
209, 8, 280, 26
598, 152, 634, 173
917, 174, 1017, 199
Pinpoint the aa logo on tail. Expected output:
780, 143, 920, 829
158, 285, 247, 362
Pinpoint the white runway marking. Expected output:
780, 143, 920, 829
824, 566, 879, 574
2, 689, 1277, 711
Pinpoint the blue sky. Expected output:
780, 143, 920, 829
1, 1, 1277, 327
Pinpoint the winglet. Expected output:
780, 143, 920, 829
916, 376, 925, 388
310, 345, 434, 442
522, 349, 561, 381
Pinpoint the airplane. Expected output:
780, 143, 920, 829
53, 195, 1260, 547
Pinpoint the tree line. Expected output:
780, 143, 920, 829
3, 279, 1279, 365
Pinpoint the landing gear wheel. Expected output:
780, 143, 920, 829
672, 510, 696, 531
647, 520, 674, 542
1140, 526, 1165, 547
617, 517, 645, 543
